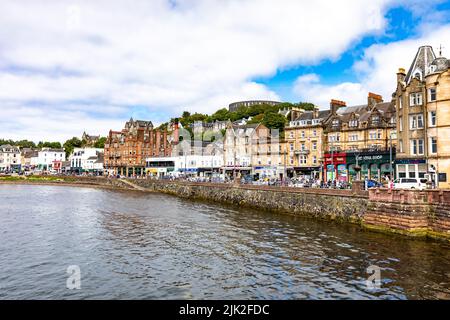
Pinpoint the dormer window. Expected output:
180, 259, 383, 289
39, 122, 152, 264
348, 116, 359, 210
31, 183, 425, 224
349, 120, 358, 127
413, 68, 423, 81
371, 116, 380, 126
331, 120, 340, 129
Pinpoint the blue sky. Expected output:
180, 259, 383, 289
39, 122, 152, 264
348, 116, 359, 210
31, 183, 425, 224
258, 2, 450, 102
0, 0, 449, 142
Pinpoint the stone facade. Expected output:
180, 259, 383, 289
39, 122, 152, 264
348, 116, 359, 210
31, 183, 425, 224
394, 45, 450, 188
223, 122, 287, 179
285, 107, 329, 178
228, 100, 281, 112
104, 118, 174, 177
365, 189, 450, 239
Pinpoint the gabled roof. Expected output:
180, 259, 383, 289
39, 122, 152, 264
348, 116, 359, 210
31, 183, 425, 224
405, 45, 436, 83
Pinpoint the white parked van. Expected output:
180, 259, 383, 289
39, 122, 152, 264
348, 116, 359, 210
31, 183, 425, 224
393, 178, 428, 190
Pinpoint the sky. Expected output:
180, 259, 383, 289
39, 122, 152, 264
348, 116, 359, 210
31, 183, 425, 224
0, 0, 449, 142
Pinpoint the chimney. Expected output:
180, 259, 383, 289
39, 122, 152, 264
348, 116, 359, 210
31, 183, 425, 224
397, 68, 406, 83
313, 106, 320, 118
330, 99, 346, 114
172, 119, 180, 144
368, 92, 383, 107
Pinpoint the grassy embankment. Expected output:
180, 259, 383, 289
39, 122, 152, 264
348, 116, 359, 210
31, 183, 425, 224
0, 176, 78, 183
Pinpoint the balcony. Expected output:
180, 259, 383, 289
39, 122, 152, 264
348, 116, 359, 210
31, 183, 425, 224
294, 149, 310, 155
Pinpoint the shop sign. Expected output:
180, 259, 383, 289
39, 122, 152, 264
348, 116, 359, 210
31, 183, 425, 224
395, 159, 426, 165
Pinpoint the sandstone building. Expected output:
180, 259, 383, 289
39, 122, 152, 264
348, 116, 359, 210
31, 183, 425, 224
394, 45, 450, 188
104, 118, 173, 177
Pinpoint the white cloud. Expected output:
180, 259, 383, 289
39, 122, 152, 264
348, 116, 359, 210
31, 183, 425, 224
0, 0, 401, 141
293, 24, 450, 108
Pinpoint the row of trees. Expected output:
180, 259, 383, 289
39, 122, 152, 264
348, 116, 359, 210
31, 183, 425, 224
1, 137, 107, 157
0, 139, 62, 149
173, 102, 315, 136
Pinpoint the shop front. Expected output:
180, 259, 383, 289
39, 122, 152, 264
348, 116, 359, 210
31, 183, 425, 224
253, 166, 278, 179
347, 151, 395, 182
395, 159, 427, 180
293, 166, 321, 180
323, 152, 347, 182
222, 166, 252, 179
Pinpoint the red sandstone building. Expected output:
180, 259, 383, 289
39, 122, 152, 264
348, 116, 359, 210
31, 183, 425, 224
104, 118, 175, 177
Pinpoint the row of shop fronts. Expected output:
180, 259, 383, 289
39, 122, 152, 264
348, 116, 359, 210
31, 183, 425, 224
322, 151, 395, 182
111, 150, 444, 185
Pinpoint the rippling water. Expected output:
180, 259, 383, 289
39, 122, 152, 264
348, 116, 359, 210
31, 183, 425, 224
0, 184, 449, 300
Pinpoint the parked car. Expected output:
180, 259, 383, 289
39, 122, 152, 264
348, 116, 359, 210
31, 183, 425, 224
393, 178, 428, 190
366, 179, 383, 189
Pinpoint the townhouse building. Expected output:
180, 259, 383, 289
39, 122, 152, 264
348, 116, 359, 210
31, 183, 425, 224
285, 107, 329, 179
321, 94, 397, 182
394, 45, 450, 188
69, 147, 104, 174
104, 118, 175, 177
0, 145, 21, 173
223, 122, 286, 180
32, 148, 66, 172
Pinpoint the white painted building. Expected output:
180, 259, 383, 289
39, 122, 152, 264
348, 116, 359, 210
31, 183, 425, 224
69, 148, 104, 173
145, 154, 224, 177
35, 148, 66, 171
0, 145, 21, 172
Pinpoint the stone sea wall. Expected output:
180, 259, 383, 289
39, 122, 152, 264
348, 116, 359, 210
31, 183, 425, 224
365, 189, 450, 240
130, 179, 369, 223
2, 176, 450, 241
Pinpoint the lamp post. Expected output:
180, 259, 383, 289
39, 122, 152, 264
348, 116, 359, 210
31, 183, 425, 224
389, 132, 394, 180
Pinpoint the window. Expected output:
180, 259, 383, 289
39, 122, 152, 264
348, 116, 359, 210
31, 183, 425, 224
289, 131, 294, 139
312, 141, 317, 150
399, 140, 403, 153
301, 143, 306, 151
409, 93, 423, 106
349, 120, 358, 127
312, 130, 317, 137
410, 139, 424, 155
429, 111, 436, 127
409, 114, 424, 129
428, 88, 437, 102
301, 131, 305, 138
312, 156, 317, 164
371, 116, 380, 126
290, 143, 294, 152
349, 134, 359, 142
398, 96, 403, 109
430, 137, 437, 154
299, 155, 307, 164
399, 116, 403, 132
332, 120, 340, 128
369, 130, 381, 140
328, 133, 340, 142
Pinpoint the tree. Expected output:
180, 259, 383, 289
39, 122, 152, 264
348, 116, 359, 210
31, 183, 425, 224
261, 112, 287, 132
15, 140, 36, 148
63, 137, 82, 157
94, 137, 107, 149
211, 108, 230, 121
247, 114, 264, 124
296, 102, 316, 111
37, 141, 62, 149
182, 111, 191, 119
